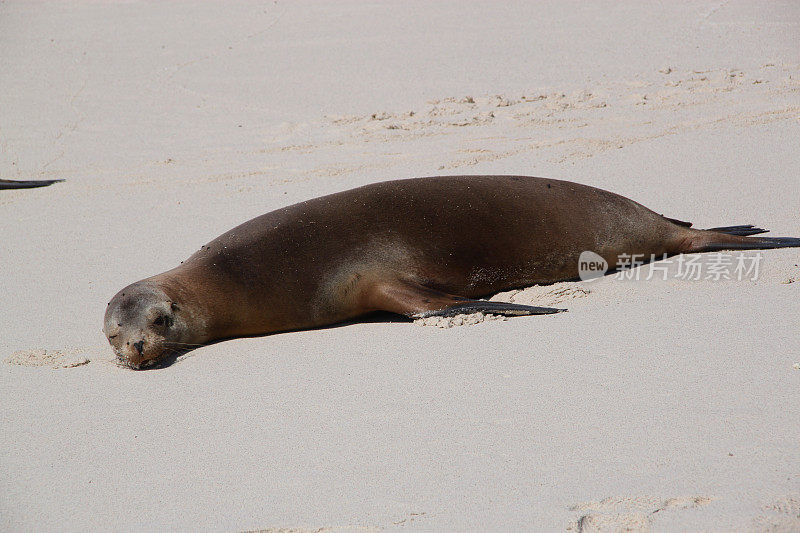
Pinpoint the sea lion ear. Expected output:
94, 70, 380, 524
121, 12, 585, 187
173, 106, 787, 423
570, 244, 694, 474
171, 302, 179, 312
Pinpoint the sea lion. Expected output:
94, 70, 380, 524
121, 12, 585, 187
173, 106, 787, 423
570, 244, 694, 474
104, 175, 800, 369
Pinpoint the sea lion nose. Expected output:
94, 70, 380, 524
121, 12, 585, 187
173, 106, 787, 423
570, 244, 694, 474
133, 340, 144, 355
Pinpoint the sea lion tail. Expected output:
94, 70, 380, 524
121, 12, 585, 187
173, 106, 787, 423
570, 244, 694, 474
687, 226, 800, 252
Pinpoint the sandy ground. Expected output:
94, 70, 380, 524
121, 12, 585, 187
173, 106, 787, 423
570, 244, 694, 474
2, 1, 800, 531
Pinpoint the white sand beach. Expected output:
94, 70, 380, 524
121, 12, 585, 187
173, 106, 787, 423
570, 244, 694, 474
2, 1, 799, 531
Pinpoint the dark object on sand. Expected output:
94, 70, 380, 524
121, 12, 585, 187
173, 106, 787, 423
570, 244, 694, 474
0, 179, 64, 190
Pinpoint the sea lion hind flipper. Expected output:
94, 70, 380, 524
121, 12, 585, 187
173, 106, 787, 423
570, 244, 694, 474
699, 236, 800, 251
684, 229, 800, 253
367, 279, 564, 318
707, 224, 769, 236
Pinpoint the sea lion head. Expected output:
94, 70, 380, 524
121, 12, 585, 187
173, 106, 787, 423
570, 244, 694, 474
103, 281, 191, 369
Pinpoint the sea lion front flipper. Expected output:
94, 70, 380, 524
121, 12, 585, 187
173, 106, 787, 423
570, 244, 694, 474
414, 300, 565, 318
367, 280, 565, 318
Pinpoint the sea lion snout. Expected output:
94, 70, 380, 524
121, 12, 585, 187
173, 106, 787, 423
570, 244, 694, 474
114, 338, 150, 369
